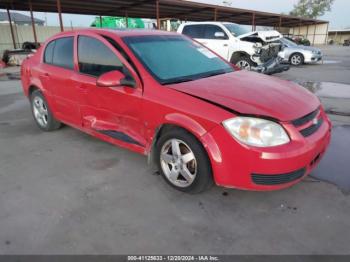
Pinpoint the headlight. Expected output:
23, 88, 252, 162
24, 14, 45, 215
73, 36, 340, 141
222, 117, 290, 147
253, 44, 262, 54
312, 50, 319, 54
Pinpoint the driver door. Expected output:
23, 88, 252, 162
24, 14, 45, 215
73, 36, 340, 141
72, 33, 146, 148
202, 25, 230, 60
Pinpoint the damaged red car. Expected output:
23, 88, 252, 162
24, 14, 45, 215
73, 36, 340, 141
21, 29, 331, 193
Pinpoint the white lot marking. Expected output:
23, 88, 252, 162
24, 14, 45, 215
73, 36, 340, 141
322, 60, 340, 64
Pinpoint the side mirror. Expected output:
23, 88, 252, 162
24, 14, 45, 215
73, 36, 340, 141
96, 70, 135, 88
214, 32, 227, 39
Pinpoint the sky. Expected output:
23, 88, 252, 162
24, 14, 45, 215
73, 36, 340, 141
2, 0, 349, 29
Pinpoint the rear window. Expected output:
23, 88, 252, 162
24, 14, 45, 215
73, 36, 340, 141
51, 37, 74, 70
182, 25, 205, 39
44, 40, 55, 64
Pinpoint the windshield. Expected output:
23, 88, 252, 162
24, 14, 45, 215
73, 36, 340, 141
123, 35, 233, 85
280, 38, 298, 47
223, 23, 250, 37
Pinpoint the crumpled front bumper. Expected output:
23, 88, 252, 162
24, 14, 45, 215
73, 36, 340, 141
251, 57, 290, 75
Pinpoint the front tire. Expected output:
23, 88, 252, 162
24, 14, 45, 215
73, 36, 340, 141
290, 53, 304, 66
30, 90, 61, 131
232, 56, 254, 70
156, 128, 213, 193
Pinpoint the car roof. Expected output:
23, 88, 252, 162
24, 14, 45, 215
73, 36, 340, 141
52, 28, 178, 38
181, 21, 237, 26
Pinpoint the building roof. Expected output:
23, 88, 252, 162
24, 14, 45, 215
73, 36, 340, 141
328, 29, 350, 33
0, 11, 44, 24
0, 0, 327, 28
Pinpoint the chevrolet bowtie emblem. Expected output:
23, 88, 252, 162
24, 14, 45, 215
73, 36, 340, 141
312, 118, 318, 125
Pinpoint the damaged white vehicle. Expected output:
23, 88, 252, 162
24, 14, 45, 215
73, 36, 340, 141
177, 22, 289, 74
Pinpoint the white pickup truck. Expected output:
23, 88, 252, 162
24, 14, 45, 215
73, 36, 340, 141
177, 22, 283, 70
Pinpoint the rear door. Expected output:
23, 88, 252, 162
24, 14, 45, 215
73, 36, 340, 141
182, 24, 230, 59
73, 33, 146, 148
41, 35, 81, 126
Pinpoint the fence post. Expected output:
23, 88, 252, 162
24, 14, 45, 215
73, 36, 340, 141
29, 0, 38, 44
6, 9, 17, 49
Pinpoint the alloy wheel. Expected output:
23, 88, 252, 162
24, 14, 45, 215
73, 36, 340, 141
160, 138, 197, 188
291, 55, 302, 65
32, 96, 48, 127
236, 60, 251, 70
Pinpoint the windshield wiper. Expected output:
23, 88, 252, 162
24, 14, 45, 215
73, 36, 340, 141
162, 70, 229, 85
201, 70, 227, 78
162, 77, 197, 85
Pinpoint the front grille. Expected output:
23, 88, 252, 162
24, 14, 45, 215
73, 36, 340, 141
291, 108, 319, 127
260, 44, 281, 63
300, 117, 324, 137
252, 168, 306, 185
291, 108, 324, 137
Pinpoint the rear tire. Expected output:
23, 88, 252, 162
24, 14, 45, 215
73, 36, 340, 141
156, 128, 213, 193
30, 90, 61, 131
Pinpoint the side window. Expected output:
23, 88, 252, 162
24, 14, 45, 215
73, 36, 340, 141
204, 25, 228, 40
102, 36, 138, 79
44, 40, 55, 64
182, 25, 205, 39
78, 36, 123, 77
52, 37, 74, 69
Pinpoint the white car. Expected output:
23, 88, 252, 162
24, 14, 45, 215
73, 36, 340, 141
278, 38, 323, 66
177, 22, 283, 70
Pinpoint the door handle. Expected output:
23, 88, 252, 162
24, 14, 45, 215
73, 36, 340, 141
223, 44, 228, 47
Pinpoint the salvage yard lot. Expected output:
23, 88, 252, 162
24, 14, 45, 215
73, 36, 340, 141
0, 45, 350, 254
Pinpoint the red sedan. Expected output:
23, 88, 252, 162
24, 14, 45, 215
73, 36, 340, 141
21, 29, 331, 193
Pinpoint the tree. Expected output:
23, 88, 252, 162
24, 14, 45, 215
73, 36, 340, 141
222, 0, 233, 7
289, 0, 335, 19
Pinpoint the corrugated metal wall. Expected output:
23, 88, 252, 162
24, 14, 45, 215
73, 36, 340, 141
328, 32, 350, 44
288, 23, 329, 45
0, 24, 62, 56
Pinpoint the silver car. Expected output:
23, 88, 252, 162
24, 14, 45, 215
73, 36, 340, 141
278, 38, 323, 66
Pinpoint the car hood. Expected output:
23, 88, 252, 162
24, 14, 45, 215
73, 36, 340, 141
238, 30, 282, 42
299, 45, 321, 52
285, 45, 321, 53
167, 70, 320, 122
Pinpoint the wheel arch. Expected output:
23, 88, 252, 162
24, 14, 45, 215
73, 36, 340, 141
28, 85, 40, 97
230, 51, 251, 63
27, 83, 58, 121
25, 77, 45, 97
147, 113, 213, 167
148, 121, 223, 188
289, 52, 304, 63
